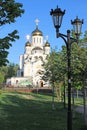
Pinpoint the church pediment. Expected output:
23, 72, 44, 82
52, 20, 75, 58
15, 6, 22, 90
32, 47, 42, 51
31, 47, 43, 54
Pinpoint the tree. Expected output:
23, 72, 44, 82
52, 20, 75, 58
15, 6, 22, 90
43, 30, 87, 110
6, 63, 18, 78
0, 63, 18, 83
0, 0, 24, 66
0, 73, 4, 83
43, 49, 67, 104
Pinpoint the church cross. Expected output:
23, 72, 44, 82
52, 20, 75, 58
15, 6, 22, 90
26, 35, 30, 41
46, 35, 48, 41
35, 19, 40, 28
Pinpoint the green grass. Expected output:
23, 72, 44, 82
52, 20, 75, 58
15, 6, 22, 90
0, 90, 86, 130
74, 97, 87, 106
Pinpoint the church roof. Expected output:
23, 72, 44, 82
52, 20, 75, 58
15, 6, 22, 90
32, 27, 43, 36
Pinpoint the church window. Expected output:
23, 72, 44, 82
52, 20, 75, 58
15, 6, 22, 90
16, 80, 18, 84
21, 71, 23, 77
39, 56, 43, 61
30, 57, 31, 60
37, 38, 38, 43
34, 38, 35, 43
40, 38, 41, 43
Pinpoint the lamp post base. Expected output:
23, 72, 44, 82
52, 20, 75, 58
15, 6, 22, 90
67, 110, 72, 130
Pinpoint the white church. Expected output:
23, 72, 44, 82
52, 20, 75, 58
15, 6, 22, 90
7, 19, 50, 88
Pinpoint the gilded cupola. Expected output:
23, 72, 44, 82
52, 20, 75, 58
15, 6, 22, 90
45, 42, 50, 47
32, 19, 43, 36
44, 35, 50, 47
25, 35, 31, 47
25, 41, 31, 47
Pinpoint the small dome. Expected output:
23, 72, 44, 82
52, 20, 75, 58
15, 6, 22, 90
25, 41, 31, 47
32, 27, 43, 36
45, 42, 50, 47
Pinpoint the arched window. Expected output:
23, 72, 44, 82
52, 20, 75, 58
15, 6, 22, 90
40, 38, 41, 43
39, 56, 43, 61
34, 38, 35, 43
21, 72, 23, 77
37, 38, 38, 43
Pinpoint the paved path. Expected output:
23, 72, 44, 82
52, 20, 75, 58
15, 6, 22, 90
75, 106, 87, 114
75, 106, 87, 125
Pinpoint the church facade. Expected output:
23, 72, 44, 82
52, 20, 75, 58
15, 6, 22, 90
7, 20, 50, 87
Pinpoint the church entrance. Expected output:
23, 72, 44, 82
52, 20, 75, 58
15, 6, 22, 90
39, 80, 43, 87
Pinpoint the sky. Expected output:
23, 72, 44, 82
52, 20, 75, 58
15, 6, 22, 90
1, 0, 87, 64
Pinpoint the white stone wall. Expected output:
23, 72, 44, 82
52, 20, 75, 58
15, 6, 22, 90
19, 55, 24, 70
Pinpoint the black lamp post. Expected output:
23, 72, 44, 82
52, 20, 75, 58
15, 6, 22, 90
50, 6, 83, 130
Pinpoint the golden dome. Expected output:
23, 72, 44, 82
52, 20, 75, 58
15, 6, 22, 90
25, 41, 31, 47
32, 27, 43, 36
45, 42, 50, 47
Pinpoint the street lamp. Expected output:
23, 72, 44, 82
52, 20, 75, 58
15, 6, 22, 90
50, 6, 83, 130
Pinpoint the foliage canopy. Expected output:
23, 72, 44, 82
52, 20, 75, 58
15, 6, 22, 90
0, 0, 24, 66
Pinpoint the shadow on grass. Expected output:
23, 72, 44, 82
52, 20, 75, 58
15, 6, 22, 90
0, 92, 86, 130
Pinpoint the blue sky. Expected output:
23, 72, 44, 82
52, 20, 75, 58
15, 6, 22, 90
2, 0, 87, 64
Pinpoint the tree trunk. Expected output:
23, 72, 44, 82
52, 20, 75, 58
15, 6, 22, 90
83, 86, 87, 125
52, 84, 55, 110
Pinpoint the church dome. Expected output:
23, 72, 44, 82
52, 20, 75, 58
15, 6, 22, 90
44, 42, 50, 47
32, 27, 43, 36
25, 41, 31, 47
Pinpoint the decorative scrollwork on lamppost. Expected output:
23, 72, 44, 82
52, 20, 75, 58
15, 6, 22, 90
50, 6, 83, 130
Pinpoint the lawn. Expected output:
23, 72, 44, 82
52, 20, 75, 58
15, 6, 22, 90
0, 90, 86, 130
